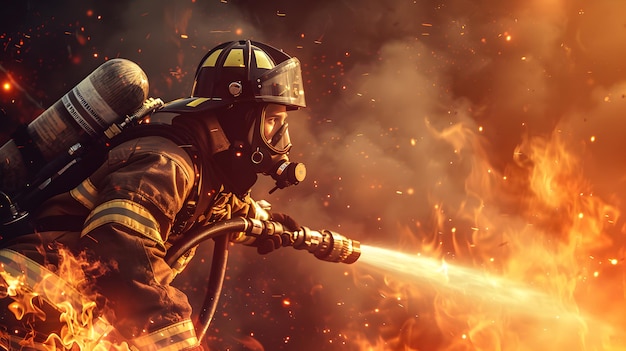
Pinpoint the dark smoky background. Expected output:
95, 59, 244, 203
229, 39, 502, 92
3, 0, 626, 350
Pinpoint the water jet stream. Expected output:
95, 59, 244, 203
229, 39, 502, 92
358, 244, 582, 322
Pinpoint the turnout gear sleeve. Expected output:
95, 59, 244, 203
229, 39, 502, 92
80, 136, 195, 244
72, 136, 198, 342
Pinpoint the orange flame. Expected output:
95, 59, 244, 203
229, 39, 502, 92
349, 120, 625, 350
0, 248, 131, 350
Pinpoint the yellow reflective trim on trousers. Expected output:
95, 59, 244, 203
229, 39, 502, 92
130, 319, 199, 351
70, 178, 98, 209
82, 199, 163, 244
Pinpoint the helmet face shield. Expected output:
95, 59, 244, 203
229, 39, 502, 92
256, 58, 306, 109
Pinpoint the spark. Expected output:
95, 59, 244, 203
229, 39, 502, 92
0, 64, 43, 109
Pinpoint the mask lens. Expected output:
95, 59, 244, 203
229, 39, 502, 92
260, 109, 291, 153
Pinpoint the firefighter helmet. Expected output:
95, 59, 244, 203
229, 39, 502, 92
191, 40, 306, 110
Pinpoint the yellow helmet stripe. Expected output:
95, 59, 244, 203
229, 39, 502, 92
82, 199, 162, 244
70, 178, 98, 210
223, 48, 245, 67
186, 97, 211, 107
130, 320, 199, 351
201, 49, 222, 67
253, 48, 274, 69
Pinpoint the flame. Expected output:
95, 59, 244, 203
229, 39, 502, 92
0, 248, 131, 350
348, 120, 625, 350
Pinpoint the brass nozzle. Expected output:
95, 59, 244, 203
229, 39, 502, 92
292, 227, 361, 264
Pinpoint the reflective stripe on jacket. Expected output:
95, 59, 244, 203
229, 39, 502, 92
75, 136, 195, 244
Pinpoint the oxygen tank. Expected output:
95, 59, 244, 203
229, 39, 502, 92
0, 58, 149, 195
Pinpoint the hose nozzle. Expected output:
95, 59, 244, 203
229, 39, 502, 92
242, 219, 361, 264
291, 227, 361, 264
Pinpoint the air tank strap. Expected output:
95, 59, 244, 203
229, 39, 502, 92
11, 124, 47, 176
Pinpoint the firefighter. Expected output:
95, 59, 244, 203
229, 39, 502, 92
0, 40, 306, 351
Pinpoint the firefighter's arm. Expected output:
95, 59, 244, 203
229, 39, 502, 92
78, 137, 195, 244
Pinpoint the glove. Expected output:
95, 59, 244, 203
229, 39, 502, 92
253, 213, 300, 255
269, 212, 301, 232
254, 233, 282, 255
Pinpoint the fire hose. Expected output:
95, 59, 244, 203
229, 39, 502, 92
164, 217, 361, 342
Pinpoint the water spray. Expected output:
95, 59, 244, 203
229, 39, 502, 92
357, 244, 583, 322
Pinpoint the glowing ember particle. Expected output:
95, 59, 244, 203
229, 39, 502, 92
282, 299, 291, 307
2, 82, 10, 91
590, 135, 596, 142
180, 34, 188, 39
610, 259, 618, 265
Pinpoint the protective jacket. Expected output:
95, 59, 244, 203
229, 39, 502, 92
0, 115, 265, 350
